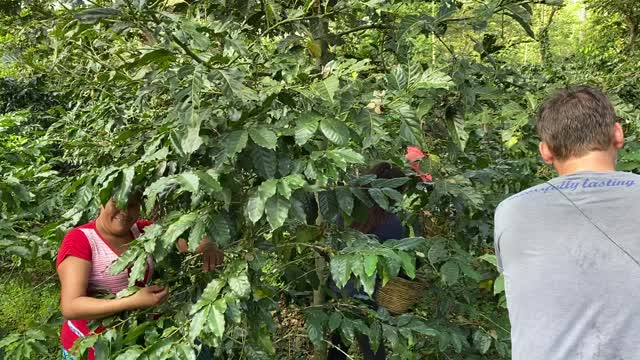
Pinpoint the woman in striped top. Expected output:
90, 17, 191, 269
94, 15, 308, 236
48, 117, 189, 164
56, 193, 223, 359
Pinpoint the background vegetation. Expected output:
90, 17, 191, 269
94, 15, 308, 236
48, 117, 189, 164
2, 0, 640, 359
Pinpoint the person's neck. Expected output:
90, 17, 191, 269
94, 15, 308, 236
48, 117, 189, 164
553, 151, 617, 176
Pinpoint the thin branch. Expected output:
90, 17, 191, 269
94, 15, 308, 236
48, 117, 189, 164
260, 12, 335, 37
434, 31, 457, 60
539, 7, 558, 39
323, 339, 355, 360
332, 24, 387, 38
150, 13, 207, 66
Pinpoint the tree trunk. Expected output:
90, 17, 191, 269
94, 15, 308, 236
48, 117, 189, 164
312, 191, 327, 360
539, 8, 557, 66
625, 15, 638, 51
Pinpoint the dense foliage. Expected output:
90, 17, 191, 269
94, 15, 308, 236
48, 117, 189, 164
2, 0, 640, 359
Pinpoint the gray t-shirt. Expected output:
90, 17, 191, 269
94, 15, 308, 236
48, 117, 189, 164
495, 171, 640, 360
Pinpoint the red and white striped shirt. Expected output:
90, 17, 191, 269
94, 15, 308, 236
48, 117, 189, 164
56, 220, 154, 360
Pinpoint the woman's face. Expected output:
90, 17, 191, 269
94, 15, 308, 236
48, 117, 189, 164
99, 198, 141, 237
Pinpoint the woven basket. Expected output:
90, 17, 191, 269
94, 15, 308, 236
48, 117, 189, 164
376, 276, 427, 314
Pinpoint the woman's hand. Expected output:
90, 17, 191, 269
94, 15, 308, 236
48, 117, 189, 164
130, 285, 169, 309
177, 238, 225, 272
200, 241, 224, 272
58, 256, 168, 320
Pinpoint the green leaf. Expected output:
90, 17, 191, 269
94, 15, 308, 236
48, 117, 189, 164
351, 187, 373, 207
182, 126, 203, 155
304, 309, 327, 348
330, 255, 351, 288
127, 49, 175, 69
388, 237, 426, 251
369, 322, 382, 354
96, 168, 119, 206
265, 195, 290, 229
354, 108, 385, 149
311, 76, 339, 102
117, 287, 138, 299
382, 324, 398, 347
211, 213, 231, 246
328, 312, 342, 332
446, 109, 468, 151
353, 255, 375, 296
175, 344, 196, 360
123, 322, 153, 344
210, 68, 257, 102
191, 279, 226, 314
278, 174, 306, 200
128, 255, 148, 287
441, 260, 460, 285
494, 274, 505, 295
258, 179, 278, 200
223, 130, 249, 157
428, 241, 449, 265
317, 191, 339, 222
187, 218, 207, 252
340, 318, 355, 345
320, 118, 350, 146
398, 14, 433, 41
364, 255, 378, 277
336, 187, 354, 215
208, 299, 227, 338
144, 177, 177, 212
229, 273, 251, 297
417, 69, 455, 90
75, 8, 122, 23
246, 192, 265, 223
114, 347, 144, 360
177, 171, 200, 194
396, 102, 423, 145
141, 338, 173, 358
277, 180, 292, 200
371, 177, 409, 189
0, 333, 20, 348
326, 149, 365, 164
198, 170, 222, 193
398, 251, 416, 279
473, 329, 492, 354
505, 4, 535, 39
295, 112, 320, 145
368, 188, 389, 210
290, 192, 309, 223
407, 319, 438, 336
400, 119, 421, 145
381, 253, 402, 285
479, 254, 498, 268
109, 248, 141, 275
386, 66, 407, 91
140, 147, 169, 163
189, 306, 209, 341
382, 188, 403, 203
162, 212, 198, 249
251, 145, 277, 179
249, 127, 278, 150
115, 167, 135, 209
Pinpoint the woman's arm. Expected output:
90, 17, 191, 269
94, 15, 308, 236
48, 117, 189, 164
57, 256, 169, 320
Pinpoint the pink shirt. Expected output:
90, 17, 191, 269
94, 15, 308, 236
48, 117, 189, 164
56, 220, 154, 359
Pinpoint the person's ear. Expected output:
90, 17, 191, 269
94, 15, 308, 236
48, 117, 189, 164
539, 142, 554, 165
612, 122, 624, 150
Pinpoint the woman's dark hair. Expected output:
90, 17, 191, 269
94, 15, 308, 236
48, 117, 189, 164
350, 162, 404, 234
